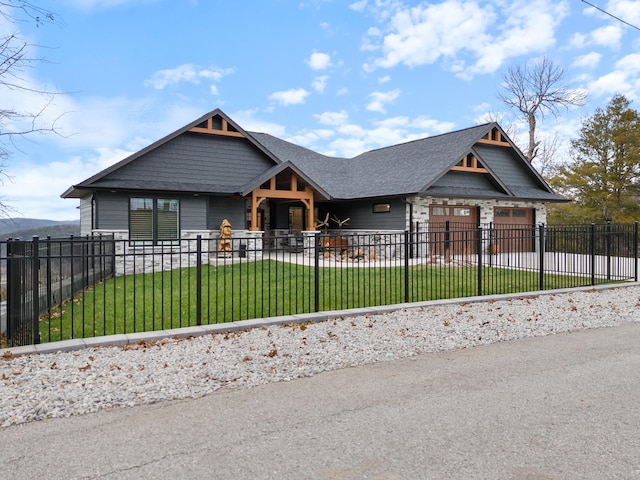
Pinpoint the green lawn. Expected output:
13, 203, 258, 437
39, 259, 588, 343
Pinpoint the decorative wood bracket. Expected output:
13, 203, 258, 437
249, 173, 315, 231
189, 116, 245, 138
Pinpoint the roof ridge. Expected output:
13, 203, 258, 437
353, 122, 495, 158
250, 122, 496, 161
249, 131, 347, 161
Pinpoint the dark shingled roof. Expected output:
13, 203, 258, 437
62, 108, 565, 203
249, 123, 566, 201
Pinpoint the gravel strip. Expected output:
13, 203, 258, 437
2, 285, 639, 428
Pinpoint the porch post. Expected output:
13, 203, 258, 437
250, 191, 258, 231
306, 195, 315, 231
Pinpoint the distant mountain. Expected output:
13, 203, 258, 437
0, 218, 80, 239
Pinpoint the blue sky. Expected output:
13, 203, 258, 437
3, 0, 640, 220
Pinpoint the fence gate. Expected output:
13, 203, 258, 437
6, 239, 40, 347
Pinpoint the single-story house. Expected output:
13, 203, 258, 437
62, 109, 565, 249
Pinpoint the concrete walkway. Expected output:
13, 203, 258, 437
3, 322, 640, 479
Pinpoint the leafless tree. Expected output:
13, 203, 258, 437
533, 132, 561, 179
0, 1, 61, 216
498, 57, 587, 163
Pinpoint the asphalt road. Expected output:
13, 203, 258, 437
3, 322, 640, 479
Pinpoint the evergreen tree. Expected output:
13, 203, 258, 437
551, 95, 640, 223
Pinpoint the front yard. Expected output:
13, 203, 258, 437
38, 259, 585, 343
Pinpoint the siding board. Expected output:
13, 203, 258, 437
102, 133, 274, 192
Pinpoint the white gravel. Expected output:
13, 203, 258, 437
2, 285, 639, 428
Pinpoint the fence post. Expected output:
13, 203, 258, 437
196, 235, 202, 326
476, 226, 483, 296
404, 231, 409, 303
633, 220, 638, 282
635, 221, 639, 282
46, 236, 52, 317
31, 236, 41, 345
488, 221, 494, 268
6, 239, 15, 344
539, 224, 545, 291
590, 223, 596, 286
314, 232, 320, 312
606, 222, 611, 281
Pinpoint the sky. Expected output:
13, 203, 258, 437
2, 0, 640, 221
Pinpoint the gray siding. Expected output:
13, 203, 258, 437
96, 191, 213, 232
209, 196, 245, 231
427, 170, 509, 198
98, 133, 274, 193
96, 192, 129, 230
180, 196, 207, 230
79, 196, 92, 236
474, 145, 540, 190
320, 198, 406, 230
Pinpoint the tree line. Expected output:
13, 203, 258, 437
498, 57, 640, 225
546, 94, 640, 224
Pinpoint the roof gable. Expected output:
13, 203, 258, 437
63, 109, 564, 203
62, 110, 280, 198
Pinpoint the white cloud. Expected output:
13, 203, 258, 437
144, 64, 234, 91
588, 52, 640, 98
62, 0, 158, 9
306, 52, 332, 70
312, 75, 330, 93
570, 25, 622, 51
287, 129, 336, 149
4, 148, 131, 221
314, 110, 349, 125
231, 109, 287, 136
573, 52, 602, 69
589, 70, 631, 97
327, 137, 368, 157
349, 0, 368, 13
362, 0, 568, 78
378, 75, 391, 84
608, 0, 640, 28
591, 24, 623, 49
268, 88, 310, 106
366, 89, 401, 113
410, 115, 456, 133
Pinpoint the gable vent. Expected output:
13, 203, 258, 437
477, 127, 510, 146
189, 114, 245, 138
451, 153, 488, 173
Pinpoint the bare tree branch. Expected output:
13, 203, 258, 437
498, 57, 587, 163
0, 1, 61, 217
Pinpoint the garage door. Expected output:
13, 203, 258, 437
492, 207, 534, 252
429, 205, 479, 256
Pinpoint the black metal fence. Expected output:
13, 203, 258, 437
1, 223, 637, 348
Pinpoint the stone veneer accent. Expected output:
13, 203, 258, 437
407, 196, 547, 227
93, 229, 263, 276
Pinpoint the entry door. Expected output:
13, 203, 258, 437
289, 206, 304, 233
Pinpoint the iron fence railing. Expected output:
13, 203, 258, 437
1, 223, 637, 347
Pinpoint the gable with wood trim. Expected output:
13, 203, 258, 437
62, 109, 566, 244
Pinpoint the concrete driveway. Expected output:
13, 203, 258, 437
3, 322, 640, 479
